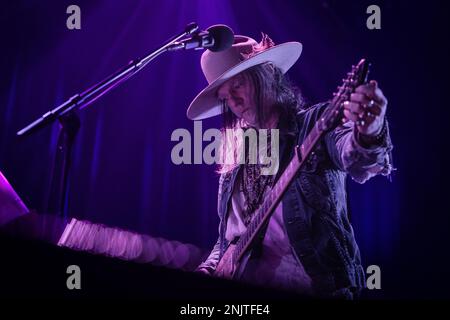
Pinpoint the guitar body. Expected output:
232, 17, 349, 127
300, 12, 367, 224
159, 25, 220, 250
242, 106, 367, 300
213, 243, 236, 279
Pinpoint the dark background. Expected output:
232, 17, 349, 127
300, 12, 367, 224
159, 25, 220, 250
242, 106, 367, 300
1, 0, 449, 299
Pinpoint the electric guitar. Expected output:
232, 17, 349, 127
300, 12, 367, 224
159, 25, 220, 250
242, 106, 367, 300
213, 58, 371, 279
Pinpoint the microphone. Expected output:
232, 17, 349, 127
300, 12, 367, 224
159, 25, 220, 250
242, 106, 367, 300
167, 24, 234, 52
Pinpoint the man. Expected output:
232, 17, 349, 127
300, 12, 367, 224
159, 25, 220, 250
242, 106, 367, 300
187, 33, 393, 299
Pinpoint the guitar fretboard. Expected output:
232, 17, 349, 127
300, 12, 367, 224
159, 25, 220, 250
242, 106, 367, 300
232, 115, 332, 263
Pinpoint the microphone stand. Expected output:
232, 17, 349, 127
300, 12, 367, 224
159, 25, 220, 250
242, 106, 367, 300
17, 22, 199, 216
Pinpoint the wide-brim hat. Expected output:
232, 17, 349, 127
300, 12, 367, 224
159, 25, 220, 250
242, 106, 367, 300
187, 33, 302, 120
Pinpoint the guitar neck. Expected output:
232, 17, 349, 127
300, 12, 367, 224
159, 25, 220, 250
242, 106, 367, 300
232, 112, 330, 263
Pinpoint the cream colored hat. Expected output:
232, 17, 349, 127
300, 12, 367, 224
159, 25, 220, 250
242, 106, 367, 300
187, 33, 302, 120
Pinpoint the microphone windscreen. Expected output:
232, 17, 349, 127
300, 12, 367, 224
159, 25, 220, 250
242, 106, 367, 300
206, 25, 234, 52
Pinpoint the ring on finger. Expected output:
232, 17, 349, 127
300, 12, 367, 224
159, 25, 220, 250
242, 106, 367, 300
360, 101, 369, 110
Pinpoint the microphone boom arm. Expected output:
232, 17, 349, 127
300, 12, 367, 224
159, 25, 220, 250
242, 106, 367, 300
15, 22, 199, 217
17, 22, 199, 136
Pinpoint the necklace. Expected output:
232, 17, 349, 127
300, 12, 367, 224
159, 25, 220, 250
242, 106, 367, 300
240, 130, 274, 226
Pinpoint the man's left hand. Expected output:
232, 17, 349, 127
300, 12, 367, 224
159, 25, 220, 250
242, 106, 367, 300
343, 80, 387, 137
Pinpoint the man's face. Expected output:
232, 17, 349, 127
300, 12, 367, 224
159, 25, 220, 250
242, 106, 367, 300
217, 73, 257, 126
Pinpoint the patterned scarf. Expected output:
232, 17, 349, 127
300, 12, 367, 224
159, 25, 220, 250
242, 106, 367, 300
239, 130, 274, 226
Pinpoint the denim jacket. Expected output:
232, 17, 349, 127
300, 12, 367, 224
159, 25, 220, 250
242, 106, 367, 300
198, 102, 394, 297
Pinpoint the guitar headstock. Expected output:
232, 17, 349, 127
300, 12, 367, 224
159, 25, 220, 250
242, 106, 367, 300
318, 59, 371, 132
